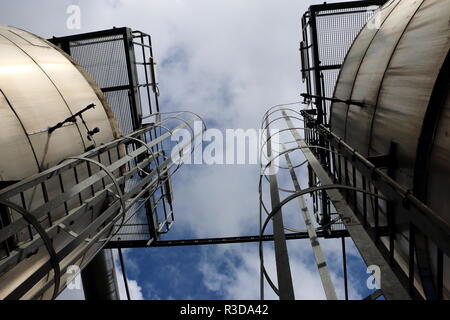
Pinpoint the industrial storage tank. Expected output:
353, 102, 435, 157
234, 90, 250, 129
0, 25, 121, 299
0, 25, 121, 180
330, 0, 449, 299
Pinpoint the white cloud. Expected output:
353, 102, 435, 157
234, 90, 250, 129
56, 284, 85, 300
116, 277, 145, 300
198, 242, 363, 300
112, 249, 145, 300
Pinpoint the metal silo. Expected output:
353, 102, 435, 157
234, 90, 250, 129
0, 25, 121, 180
0, 25, 203, 300
268, 0, 450, 300
0, 24, 121, 299
329, 0, 450, 299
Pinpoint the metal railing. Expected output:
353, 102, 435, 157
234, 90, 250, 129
0, 111, 205, 300
301, 104, 449, 300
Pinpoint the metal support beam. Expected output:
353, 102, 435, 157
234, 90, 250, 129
281, 110, 411, 300
264, 118, 295, 300
105, 230, 350, 248
342, 237, 349, 300
310, 0, 388, 12
117, 247, 131, 300
284, 147, 338, 300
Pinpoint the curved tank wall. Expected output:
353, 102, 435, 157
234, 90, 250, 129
0, 25, 122, 299
0, 25, 120, 182
330, 0, 450, 299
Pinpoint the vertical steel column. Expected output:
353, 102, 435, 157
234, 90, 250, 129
81, 250, 120, 300
342, 237, 349, 300
308, 9, 324, 124
264, 118, 295, 300
118, 247, 131, 300
284, 147, 337, 300
123, 28, 142, 130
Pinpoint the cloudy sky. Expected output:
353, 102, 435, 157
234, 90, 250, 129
0, 0, 375, 300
